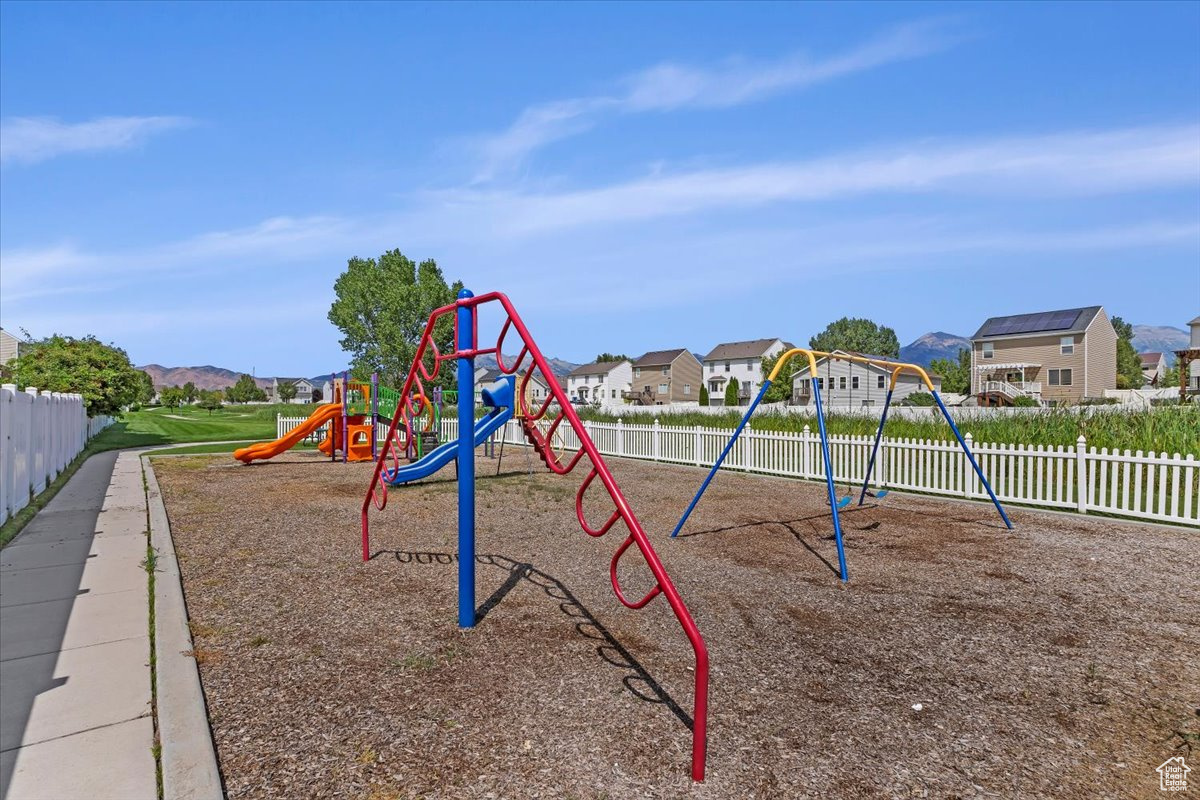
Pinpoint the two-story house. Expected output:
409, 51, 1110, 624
1139, 352, 1168, 386
627, 349, 703, 405
270, 377, 316, 404
970, 305, 1117, 406
567, 360, 633, 405
1179, 316, 1200, 395
791, 351, 941, 407
702, 338, 791, 406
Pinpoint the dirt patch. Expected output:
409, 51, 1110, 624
155, 450, 1200, 799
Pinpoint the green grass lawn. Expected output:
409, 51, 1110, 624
0, 403, 321, 546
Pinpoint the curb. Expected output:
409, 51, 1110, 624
143, 456, 225, 799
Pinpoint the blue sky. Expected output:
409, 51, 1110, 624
2, 1, 1198, 375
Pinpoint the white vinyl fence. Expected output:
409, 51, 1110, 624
277, 414, 1200, 527
1, 384, 113, 526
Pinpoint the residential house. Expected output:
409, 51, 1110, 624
1, 328, 28, 366
702, 338, 791, 406
970, 306, 1117, 406
1182, 316, 1200, 393
473, 366, 552, 407
791, 351, 941, 407
1139, 352, 1168, 386
567, 360, 633, 405
627, 349, 703, 405
270, 377, 316, 404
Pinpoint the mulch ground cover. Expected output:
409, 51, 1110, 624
153, 449, 1199, 799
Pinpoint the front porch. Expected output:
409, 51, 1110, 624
974, 363, 1043, 405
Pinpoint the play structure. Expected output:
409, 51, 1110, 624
671, 349, 1013, 581
233, 375, 399, 464
361, 290, 710, 782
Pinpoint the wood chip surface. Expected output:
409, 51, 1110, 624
154, 450, 1200, 799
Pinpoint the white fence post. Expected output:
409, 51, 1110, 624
1076, 435, 1088, 514
745, 423, 753, 472
801, 425, 812, 478
616, 418, 625, 457
962, 433, 973, 499
652, 418, 660, 461
694, 425, 701, 467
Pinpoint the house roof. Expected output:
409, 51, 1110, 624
634, 348, 691, 367
1139, 352, 1164, 366
973, 306, 1102, 340
569, 360, 626, 377
477, 368, 506, 383
702, 338, 785, 361
1190, 316, 1200, 326
790, 350, 944, 382
275, 377, 312, 385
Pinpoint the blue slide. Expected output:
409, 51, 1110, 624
382, 376, 514, 486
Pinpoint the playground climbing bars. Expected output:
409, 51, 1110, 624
360, 291, 710, 782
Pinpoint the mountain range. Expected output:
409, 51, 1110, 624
1130, 325, 1189, 365
898, 332, 971, 367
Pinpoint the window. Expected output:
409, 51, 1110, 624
662, 366, 669, 375
816, 377, 824, 390
877, 375, 885, 389
634, 367, 641, 377
982, 342, 994, 359
658, 383, 668, 394
1060, 336, 1075, 355
684, 384, 691, 395
1049, 368, 1073, 386
725, 361, 731, 372
852, 376, 859, 389
839, 377, 847, 390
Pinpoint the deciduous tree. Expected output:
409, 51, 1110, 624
594, 353, 629, 363
809, 318, 900, 358
760, 353, 797, 403
1111, 317, 1144, 390
327, 249, 462, 389
182, 381, 197, 404
929, 348, 971, 394
1, 335, 143, 416
226, 374, 266, 403
277, 381, 298, 403
196, 389, 224, 414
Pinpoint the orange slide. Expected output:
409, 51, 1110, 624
233, 403, 341, 463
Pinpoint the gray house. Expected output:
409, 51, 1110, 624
791, 350, 941, 407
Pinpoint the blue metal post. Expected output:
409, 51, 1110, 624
858, 387, 895, 505
671, 382, 771, 538
932, 391, 1013, 529
812, 379, 849, 582
456, 289, 477, 628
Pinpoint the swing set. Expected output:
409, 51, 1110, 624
671, 348, 1013, 581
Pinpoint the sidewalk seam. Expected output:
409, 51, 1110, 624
0, 712, 154, 753
143, 455, 225, 799
0, 633, 149, 663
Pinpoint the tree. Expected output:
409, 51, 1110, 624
699, 385, 709, 406
929, 348, 971, 394
809, 318, 900, 358
277, 381, 298, 403
196, 389, 224, 414
135, 370, 156, 405
760, 353, 797, 403
724, 377, 740, 407
1111, 316, 1143, 390
226, 374, 266, 403
327, 249, 463, 389
0, 334, 143, 417
181, 381, 197, 404
159, 386, 185, 408
595, 353, 630, 363
1160, 365, 1180, 388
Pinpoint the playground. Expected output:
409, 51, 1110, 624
154, 449, 1198, 799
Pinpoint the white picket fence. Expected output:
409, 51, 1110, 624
278, 414, 1199, 527
1, 384, 113, 526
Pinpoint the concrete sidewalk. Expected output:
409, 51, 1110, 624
0, 450, 157, 800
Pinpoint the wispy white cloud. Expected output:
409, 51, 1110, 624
0, 115, 192, 166
441, 125, 1200, 235
469, 19, 963, 181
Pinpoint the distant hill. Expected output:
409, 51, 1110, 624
138, 364, 272, 391
1132, 324, 1188, 365
899, 332, 970, 367
140, 354, 580, 391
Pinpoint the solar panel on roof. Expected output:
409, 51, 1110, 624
980, 309, 1084, 337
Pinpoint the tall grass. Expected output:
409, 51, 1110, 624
573, 406, 1200, 455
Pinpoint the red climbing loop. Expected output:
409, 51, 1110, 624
360, 292, 710, 782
